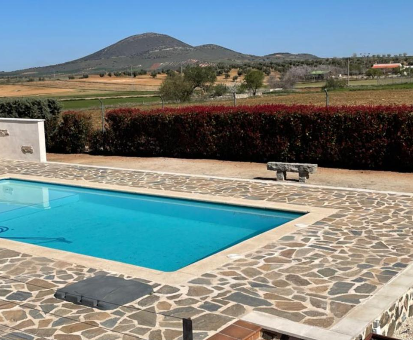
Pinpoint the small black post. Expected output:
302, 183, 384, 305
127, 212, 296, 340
183, 318, 193, 340
98, 98, 105, 132
324, 88, 329, 108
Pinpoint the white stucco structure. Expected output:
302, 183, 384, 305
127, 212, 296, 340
0, 118, 47, 162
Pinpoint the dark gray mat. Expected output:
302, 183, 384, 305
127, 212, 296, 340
54, 275, 153, 310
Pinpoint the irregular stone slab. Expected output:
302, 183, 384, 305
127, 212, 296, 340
156, 285, 180, 295
167, 306, 202, 318
187, 286, 213, 297
328, 282, 354, 296
7, 291, 32, 301
318, 268, 337, 277
2, 310, 27, 322
221, 304, 246, 317
354, 283, 376, 294
199, 302, 221, 312
225, 292, 272, 307
128, 310, 157, 327
330, 301, 354, 318
192, 313, 233, 331
285, 274, 311, 286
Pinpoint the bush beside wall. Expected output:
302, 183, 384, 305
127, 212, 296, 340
52, 112, 93, 153
91, 105, 413, 171
0, 98, 62, 149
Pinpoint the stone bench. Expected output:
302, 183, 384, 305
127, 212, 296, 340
267, 162, 317, 183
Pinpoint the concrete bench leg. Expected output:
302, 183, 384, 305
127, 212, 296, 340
299, 171, 309, 183
276, 171, 285, 181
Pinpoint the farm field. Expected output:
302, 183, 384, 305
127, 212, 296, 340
0, 71, 248, 98
2, 72, 413, 111
62, 96, 159, 110
0, 76, 161, 98
79, 87, 413, 128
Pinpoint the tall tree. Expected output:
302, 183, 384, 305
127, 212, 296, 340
183, 66, 217, 92
244, 69, 265, 95
159, 73, 193, 102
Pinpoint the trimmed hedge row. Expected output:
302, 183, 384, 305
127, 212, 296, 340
86, 104, 413, 171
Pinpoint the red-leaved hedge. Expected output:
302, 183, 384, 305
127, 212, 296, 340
91, 104, 413, 171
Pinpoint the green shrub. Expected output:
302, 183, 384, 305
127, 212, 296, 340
323, 77, 347, 90
212, 84, 228, 97
52, 112, 93, 153
0, 98, 62, 149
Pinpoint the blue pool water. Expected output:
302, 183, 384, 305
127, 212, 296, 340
0, 179, 302, 272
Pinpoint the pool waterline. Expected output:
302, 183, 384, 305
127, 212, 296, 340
0, 174, 337, 284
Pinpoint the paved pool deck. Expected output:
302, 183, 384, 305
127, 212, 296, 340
0, 159, 412, 340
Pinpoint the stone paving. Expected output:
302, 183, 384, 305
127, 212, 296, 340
0, 160, 412, 340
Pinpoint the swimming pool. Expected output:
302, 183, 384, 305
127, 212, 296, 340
0, 179, 303, 272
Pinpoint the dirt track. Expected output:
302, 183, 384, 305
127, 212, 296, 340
48, 154, 413, 193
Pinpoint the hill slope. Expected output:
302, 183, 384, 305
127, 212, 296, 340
4, 33, 319, 75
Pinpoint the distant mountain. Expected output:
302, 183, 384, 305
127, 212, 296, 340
3, 33, 319, 75
80, 33, 192, 61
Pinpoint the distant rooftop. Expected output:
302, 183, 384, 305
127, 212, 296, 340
372, 63, 402, 69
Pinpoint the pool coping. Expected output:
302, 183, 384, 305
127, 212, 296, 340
0, 173, 337, 285
242, 260, 413, 340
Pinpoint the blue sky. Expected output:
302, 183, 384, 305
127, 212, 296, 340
1, 0, 412, 71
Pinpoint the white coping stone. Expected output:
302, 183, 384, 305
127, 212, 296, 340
227, 254, 244, 259
330, 261, 413, 337
242, 256, 413, 340
0, 118, 45, 123
241, 311, 352, 340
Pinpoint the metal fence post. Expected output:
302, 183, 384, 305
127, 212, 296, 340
183, 318, 193, 340
98, 99, 105, 132
324, 88, 329, 108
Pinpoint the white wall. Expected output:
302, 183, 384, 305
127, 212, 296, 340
0, 118, 47, 162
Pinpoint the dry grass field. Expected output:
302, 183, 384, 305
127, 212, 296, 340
0, 74, 164, 98
0, 84, 76, 97
0, 72, 262, 98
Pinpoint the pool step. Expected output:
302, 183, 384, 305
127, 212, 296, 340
208, 320, 262, 340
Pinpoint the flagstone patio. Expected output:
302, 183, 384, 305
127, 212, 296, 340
0, 159, 412, 340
